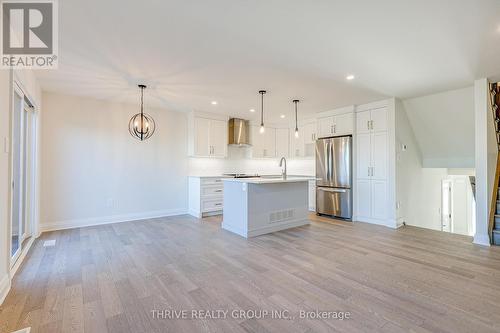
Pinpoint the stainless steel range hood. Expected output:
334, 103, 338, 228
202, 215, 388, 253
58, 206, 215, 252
228, 118, 251, 146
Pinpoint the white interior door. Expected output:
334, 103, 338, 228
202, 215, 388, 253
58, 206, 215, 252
451, 178, 468, 235
209, 119, 226, 157
441, 180, 452, 232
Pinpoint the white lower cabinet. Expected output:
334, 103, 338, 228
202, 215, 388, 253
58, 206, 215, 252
188, 177, 225, 218
356, 179, 371, 218
371, 180, 387, 220
308, 180, 316, 211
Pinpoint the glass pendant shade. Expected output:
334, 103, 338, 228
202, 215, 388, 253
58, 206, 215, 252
259, 90, 266, 134
293, 99, 300, 139
129, 84, 156, 141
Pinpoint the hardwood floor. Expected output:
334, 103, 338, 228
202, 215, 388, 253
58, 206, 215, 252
1, 214, 500, 333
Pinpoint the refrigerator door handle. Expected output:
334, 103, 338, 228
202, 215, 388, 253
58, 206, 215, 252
318, 188, 347, 193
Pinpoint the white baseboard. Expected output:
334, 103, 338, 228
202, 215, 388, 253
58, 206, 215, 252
10, 236, 36, 278
248, 219, 310, 237
0, 274, 11, 305
356, 217, 399, 229
40, 208, 188, 232
188, 209, 201, 218
223, 218, 310, 238
473, 233, 491, 247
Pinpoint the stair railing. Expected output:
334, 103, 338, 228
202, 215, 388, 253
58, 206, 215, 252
488, 82, 500, 244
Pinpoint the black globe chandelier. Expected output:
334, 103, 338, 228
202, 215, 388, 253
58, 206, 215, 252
129, 84, 156, 141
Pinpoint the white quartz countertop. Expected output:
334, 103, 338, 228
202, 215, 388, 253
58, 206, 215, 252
223, 176, 316, 184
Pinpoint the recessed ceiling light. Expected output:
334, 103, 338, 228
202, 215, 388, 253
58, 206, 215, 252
211, 101, 218, 105
280, 114, 285, 119
249, 108, 255, 112
346, 75, 355, 80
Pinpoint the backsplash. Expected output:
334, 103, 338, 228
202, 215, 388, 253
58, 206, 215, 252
188, 146, 315, 176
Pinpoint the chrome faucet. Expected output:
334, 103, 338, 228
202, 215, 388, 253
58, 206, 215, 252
279, 157, 287, 179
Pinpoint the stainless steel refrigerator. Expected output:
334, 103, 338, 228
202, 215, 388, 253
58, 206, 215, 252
315, 136, 352, 219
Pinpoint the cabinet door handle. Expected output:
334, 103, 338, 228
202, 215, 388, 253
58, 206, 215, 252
367, 121, 370, 131
330, 125, 333, 134
214, 189, 222, 193
368, 167, 370, 177
370, 120, 374, 130
333, 124, 336, 133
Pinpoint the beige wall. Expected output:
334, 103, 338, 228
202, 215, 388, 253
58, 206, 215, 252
40, 92, 189, 230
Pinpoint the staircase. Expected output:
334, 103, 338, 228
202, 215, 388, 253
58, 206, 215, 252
489, 82, 500, 245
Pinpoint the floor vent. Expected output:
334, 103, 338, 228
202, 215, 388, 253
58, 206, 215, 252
43, 240, 56, 247
269, 209, 295, 223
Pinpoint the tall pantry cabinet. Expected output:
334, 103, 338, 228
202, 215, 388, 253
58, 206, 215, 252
355, 102, 395, 227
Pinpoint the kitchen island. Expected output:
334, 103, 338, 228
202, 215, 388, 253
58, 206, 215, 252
222, 177, 311, 238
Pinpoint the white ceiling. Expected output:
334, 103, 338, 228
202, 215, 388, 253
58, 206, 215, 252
36, 0, 500, 123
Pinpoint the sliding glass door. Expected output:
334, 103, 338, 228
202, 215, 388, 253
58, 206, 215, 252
10, 85, 36, 265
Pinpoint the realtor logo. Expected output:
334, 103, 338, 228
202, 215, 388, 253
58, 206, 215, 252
1, 0, 58, 68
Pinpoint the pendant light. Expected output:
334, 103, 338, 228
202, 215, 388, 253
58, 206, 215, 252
259, 90, 266, 133
293, 99, 300, 138
129, 84, 156, 141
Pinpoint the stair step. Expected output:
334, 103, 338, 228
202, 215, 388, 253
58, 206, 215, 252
494, 216, 500, 229
493, 230, 500, 245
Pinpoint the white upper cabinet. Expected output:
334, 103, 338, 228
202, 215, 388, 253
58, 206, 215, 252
356, 108, 387, 133
302, 122, 317, 144
370, 107, 388, 132
275, 128, 289, 158
317, 112, 353, 138
209, 119, 227, 157
193, 117, 211, 156
356, 110, 371, 134
188, 113, 228, 158
291, 131, 304, 158
318, 116, 335, 138
251, 126, 276, 158
335, 113, 354, 136
291, 121, 316, 158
